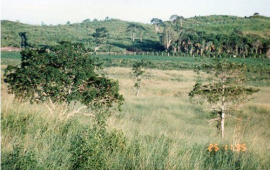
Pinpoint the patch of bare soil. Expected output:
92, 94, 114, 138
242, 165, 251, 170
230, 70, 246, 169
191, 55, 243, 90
1, 47, 21, 52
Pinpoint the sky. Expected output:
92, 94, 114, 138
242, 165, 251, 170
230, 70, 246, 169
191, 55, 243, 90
1, 0, 270, 25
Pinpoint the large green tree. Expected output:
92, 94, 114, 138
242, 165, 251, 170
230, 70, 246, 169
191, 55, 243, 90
170, 15, 184, 29
161, 25, 178, 54
150, 18, 163, 33
126, 23, 146, 42
4, 42, 123, 117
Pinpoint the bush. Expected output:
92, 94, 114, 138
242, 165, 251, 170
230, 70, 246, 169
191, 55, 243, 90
4, 42, 123, 113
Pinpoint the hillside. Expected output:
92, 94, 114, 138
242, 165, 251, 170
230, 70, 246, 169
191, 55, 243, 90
1, 15, 270, 55
1, 19, 161, 52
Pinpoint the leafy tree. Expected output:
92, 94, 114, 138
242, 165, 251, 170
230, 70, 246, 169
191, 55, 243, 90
4, 42, 123, 117
161, 26, 178, 54
93, 27, 109, 52
132, 60, 151, 97
189, 59, 259, 139
150, 18, 163, 33
18, 32, 30, 48
82, 18, 91, 23
138, 26, 147, 43
229, 31, 243, 56
170, 15, 184, 29
126, 23, 145, 42
253, 13, 259, 16
252, 39, 263, 54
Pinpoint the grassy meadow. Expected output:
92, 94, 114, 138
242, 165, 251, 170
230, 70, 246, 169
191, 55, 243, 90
1, 54, 270, 169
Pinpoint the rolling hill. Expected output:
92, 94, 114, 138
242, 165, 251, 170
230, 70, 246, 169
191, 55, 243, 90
1, 15, 270, 55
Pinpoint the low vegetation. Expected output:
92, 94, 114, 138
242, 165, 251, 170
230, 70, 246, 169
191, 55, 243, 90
1, 11, 270, 170
1, 43, 270, 169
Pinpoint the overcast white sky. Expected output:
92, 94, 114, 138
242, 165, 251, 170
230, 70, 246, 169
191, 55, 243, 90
1, 0, 270, 25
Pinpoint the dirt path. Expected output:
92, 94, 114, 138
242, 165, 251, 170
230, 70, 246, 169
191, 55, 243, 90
1, 47, 21, 52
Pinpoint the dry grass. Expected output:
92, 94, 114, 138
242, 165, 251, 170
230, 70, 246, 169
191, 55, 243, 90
2, 65, 270, 169
98, 67, 270, 152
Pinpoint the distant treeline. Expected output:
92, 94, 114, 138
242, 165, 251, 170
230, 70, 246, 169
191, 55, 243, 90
1, 14, 270, 57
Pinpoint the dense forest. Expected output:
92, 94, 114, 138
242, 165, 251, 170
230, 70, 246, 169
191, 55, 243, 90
1, 14, 270, 57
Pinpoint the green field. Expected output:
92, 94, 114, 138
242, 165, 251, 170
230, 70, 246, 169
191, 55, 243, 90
1, 52, 270, 169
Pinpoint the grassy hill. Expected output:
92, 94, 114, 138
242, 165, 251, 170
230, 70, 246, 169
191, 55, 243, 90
1, 19, 161, 51
1, 15, 270, 53
184, 15, 270, 37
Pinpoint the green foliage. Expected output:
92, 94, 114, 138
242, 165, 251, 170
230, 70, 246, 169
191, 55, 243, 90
1, 51, 21, 59
1, 110, 126, 170
126, 23, 147, 42
151, 18, 163, 33
2, 61, 269, 170
2, 144, 38, 170
190, 59, 259, 104
2, 15, 269, 56
132, 60, 152, 97
69, 124, 126, 169
93, 27, 109, 48
189, 59, 259, 138
4, 42, 123, 110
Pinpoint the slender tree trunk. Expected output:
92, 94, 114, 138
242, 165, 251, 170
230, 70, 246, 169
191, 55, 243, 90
135, 76, 140, 97
200, 49, 204, 56
132, 33, 135, 42
190, 46, 193, 56
173, 47, 177, 53
235, 45, 238, 55
136, 88, 140, 97
245, 46, 248, 56
166, 39, 172, 50
154, 25, 159, 33
221, 84, 225, 139
221, 100, 225, 139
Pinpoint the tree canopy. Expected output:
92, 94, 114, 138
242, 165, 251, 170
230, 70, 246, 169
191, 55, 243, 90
4, 42, 124, 110
93, 27, 109, 51
189, 59, 259, 138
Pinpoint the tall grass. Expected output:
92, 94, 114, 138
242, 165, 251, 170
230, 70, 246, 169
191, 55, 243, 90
2, 65, 270, 169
